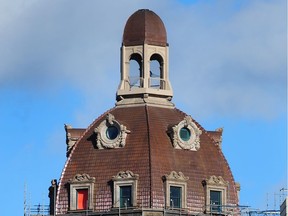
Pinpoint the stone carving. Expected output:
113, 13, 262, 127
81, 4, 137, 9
163, 171, 189, 182
235, 182, 241, 191
94, 113, 130, 149
51, 179, 57, 186
64, 124, 79, 157
107, 113, 115, 125
69, 173, 95, 183
170, 115, 202, 151
203, 175, 228, 187
112, 170, 139, 180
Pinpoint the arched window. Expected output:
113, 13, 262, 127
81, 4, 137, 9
150, 54, 164, 89
129, 53, 143, 88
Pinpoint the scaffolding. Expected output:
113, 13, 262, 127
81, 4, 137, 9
24, 185, 286, 216
240, 188, 287, 216
24, 183, 50, 216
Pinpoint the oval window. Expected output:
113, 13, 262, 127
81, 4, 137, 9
106, 126, 119, 140
179, 127, 191, 141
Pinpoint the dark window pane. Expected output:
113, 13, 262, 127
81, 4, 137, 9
106, 126, 118, 140
120, 186, 132, 208
170, 186, 181, 208
180, 127, 191, 141
210, 190, 221, 212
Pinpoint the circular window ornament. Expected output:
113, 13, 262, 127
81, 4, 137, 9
171, 116, 202, 151
94, 113, 130, 149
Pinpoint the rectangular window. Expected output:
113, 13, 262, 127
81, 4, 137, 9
170, 186, 182, 208
120, 186, 132, 208
210, 190, 222, 212
76, 189, 88, 210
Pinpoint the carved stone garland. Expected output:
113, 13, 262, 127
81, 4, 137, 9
94, 113, 130, 149
112, 170, 139, 181
163, 171, 189, 182
69, 173, 95, 184
171, 115, 202, 151
203, 175, 229, 187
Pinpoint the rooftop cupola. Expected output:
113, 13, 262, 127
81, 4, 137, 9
116, 9, 173, 107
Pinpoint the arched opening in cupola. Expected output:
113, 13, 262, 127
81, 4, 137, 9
149, 54, 164, 89
129, 53, 143, 88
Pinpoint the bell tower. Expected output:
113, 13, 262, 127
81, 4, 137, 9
116, 9, 173, 107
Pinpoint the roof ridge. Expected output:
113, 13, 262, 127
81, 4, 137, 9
144, 105, 152, 208
214, 140, 239, 204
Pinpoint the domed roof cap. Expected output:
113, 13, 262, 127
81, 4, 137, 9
123, 9, 167, 46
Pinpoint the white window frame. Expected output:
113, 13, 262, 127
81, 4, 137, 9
203, 176, 228, 214
112, 171, 139, 208
163, 171, 189, 209
68, 174, 95, 211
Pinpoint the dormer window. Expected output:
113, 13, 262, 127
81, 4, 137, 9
112, 170, 139, 208
169, 115, 202, 151
68, 174, 95, 212
163, 171, 188, 209
94, 113, 130, 149
202, 176, 229, 214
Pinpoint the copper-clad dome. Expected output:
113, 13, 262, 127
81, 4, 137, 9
123, 9, 167, 46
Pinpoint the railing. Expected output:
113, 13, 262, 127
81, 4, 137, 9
149, 77, 166, 89
126, 77, 166, 90
24, 204, 50, 216
204, 204, 242, 215
128, 76, 143, 88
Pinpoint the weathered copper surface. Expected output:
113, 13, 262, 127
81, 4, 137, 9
123, 9, 167, 46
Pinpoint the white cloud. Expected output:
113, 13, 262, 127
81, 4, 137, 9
166, 0, 286, 119
0, 0, 286, 120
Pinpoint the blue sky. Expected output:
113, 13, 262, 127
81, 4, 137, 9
0, 0, 286, 215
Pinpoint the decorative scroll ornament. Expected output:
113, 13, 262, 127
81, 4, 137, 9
170, 115, 202, 151
94, 113, 130, 149
64, 124, 80, 157
203, 175, 229, 187
69, 173, 95, 183
112, 170, 139, 181
163, 171, 189, 182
